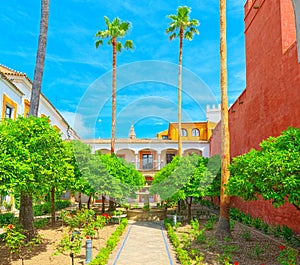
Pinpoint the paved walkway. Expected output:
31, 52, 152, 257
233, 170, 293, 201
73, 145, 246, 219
107, 221, 180, 265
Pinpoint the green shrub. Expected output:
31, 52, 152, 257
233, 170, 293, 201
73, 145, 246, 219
89, 219, 128, 265
0, 213, 16, 226
165, 219, 192, 265
34, 218, 49, 229
33, 200, 71, 216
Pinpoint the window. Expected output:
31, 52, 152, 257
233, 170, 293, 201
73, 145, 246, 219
24, 99, 30, 117
2, 94, 17, 120
181, 128, 188, 137
142, 154, 153, 170
166, 154, 175, 164
162, 135, 168, 140
192, 128, 200, 137
5, 105, 13, 119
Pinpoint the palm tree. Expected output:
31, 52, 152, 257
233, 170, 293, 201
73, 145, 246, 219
95, 17, 133, 154
29, 0, 49, 117
216, 0, 232, 239
166, 6, 199, 157
21, 0, 49, 239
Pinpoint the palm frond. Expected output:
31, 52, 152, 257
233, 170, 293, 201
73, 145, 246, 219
190, 18, 200, 27
120, 22, 130, 33
184, 31, 193, 40
166, 5, 199, 42
116, 42, 122, 53
104, 16, 110, 27
95, 39, 103, 48
169, 33, 177, 41
178, 6, 191, 18
189, 27, 199, 35
95, 30, 109, 38
95, 16, 133, 51
124, 40, 133, 50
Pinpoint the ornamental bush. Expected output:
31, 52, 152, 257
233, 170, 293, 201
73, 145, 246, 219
227, 127, 300, 209
0, 213, 16, 227
89, 218, 128, 265
33, 200, 71, 216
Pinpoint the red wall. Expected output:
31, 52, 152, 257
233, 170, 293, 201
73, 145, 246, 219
210, 0, 300, 233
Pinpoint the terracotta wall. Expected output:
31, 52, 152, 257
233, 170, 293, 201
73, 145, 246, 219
210, 0, 300, 233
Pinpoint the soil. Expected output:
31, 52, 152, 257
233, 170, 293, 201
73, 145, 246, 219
174, 218, 300, 265
0, 220, 118, 265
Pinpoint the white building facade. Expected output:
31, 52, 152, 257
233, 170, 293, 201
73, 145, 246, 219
0, 64, 79, 140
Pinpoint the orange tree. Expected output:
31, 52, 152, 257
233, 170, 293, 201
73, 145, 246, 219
227, 127, 300, 210
98, 153, 145, 207
0, 117, 74, 238
151, 155, 220, 221
71, 141, 145, 210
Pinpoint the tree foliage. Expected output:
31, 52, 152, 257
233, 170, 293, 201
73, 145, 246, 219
166, 6, 199, 41
0, 117, 74, 236
98, 153, 145, 200
151, 154, 220, 204
71, 141, 145, 203
95, 16, 133, 52
227, 127, 300, 209
0, 117, 74, 196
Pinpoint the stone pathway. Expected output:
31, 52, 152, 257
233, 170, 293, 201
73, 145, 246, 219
107, 221, 179, 265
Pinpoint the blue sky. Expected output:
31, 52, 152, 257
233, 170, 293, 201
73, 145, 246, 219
0, 0, 246, 139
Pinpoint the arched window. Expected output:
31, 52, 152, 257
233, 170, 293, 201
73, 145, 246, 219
192, 128, 200, 137
181, 128, 188, 137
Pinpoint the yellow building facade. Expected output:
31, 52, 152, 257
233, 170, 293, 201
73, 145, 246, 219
157, 121, 217, 141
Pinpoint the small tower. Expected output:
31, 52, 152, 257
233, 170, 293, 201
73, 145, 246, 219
206, 104, 221, 123
129, 124, 136, 139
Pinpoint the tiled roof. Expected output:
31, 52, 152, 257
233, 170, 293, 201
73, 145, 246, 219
0, 69, 24, 95
0, 64, 32, 84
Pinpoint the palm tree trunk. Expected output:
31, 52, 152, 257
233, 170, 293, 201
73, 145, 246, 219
29, 0, 49, 117
178, 28, 183, 157
20, 0, 49, 239
216, 0, 232, 239
111, 38, 117, 154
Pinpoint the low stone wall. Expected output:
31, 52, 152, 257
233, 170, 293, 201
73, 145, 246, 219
127, 208, 166, 221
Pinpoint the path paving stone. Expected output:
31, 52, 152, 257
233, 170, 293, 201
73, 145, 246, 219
107, 221, 179, 265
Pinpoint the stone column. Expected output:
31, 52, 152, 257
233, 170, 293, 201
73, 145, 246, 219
157, 152, 161, 170
135, 152, 139, 170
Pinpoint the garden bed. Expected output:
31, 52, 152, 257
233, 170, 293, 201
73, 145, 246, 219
166, 217, 300, 265
0, 220, 118, 265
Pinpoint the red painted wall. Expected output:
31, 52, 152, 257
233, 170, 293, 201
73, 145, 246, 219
210, 0, 300, 233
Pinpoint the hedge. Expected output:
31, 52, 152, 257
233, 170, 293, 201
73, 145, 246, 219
89, 218, 128, 265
